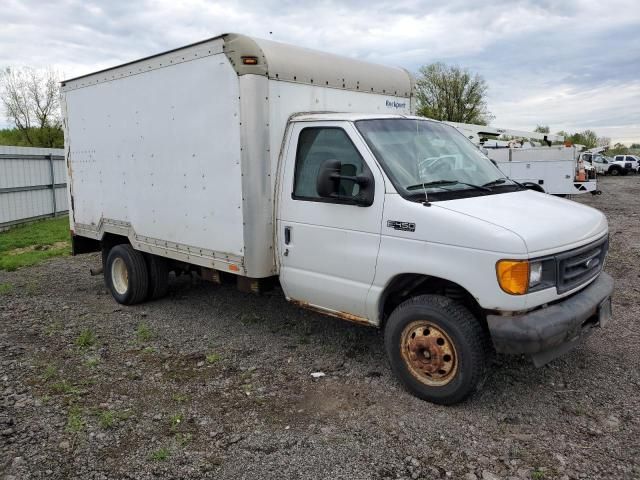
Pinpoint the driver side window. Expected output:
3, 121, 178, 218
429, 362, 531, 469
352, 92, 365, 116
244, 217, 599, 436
293, 127, 366, 201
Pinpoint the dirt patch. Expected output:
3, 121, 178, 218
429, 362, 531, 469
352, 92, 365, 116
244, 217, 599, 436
1, 175, 639, 479
6, 240, 69, 256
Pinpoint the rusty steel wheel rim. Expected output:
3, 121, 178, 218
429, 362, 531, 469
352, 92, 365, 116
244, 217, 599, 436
400, 321, 458, 386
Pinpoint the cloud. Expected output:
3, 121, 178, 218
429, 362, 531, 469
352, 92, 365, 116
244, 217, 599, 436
1, 0, 639, 143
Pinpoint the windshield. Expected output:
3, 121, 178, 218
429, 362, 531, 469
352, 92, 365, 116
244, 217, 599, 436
355, 118, 519, 200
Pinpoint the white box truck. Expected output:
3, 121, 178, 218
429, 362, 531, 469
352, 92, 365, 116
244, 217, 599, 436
63, 33, 613, 405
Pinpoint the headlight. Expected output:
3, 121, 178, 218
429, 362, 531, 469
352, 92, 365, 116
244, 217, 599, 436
497, 259, 556, 295
529, 261, 543, 287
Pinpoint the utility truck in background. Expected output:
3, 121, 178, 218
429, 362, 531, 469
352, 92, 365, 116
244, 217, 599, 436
63, 33, 613, 405
447, 122, 599, 195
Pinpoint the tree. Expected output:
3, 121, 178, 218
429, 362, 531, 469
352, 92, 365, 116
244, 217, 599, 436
564, 129, 598, 149
0, 66, 63, 148
534, 125, 550, 134
608, 142, 628, 155
415, 63, 493, 125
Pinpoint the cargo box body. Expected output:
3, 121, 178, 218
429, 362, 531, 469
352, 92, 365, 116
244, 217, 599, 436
62, 33, 413, 277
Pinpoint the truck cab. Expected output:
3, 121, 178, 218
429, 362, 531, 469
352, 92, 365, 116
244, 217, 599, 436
277, 113, 612, 404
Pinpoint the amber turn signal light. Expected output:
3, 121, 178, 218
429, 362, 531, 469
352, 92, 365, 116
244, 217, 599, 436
241, 56, 258, 65
496, 260, 529, 295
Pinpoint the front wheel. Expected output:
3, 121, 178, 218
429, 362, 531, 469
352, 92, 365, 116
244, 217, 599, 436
384, 295, 489, 405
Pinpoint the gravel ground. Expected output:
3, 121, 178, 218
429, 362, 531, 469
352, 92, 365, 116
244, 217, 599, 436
1, 175, 639, 480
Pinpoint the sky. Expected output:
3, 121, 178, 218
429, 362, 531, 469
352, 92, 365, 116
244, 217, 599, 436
1, 0, 639, 144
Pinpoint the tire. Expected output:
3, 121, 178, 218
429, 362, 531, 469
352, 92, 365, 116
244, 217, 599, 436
384, 295, 489, 405
145, 253, 169, 300
609, 167, 620, 176
105, 244, 149, 305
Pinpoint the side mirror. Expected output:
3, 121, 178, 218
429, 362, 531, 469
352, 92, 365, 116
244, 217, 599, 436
316, 159, 374, 206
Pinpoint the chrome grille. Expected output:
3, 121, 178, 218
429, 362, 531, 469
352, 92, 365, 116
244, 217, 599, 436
556, 236, 608, 293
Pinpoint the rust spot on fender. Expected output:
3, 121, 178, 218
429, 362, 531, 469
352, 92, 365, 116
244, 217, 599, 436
289, 299, 375, 327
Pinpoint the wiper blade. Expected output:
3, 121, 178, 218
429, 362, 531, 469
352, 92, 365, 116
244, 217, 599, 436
406, 180, 492, 192
406, 180, 458, 191
482, 178, 508, 187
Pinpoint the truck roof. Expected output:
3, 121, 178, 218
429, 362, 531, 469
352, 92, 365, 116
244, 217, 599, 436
62, 33, 414, 98
291, 113, 440, 122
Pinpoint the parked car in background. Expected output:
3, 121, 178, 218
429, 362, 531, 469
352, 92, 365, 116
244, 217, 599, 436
613, 155, 640, 173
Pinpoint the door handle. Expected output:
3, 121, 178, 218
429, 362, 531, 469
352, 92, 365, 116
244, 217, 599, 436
284, 226, 291, 245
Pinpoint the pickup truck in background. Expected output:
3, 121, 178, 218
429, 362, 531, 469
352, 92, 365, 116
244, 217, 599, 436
581, 152, 635, 175
62, 33, 614, 405
613, 155, 640, 173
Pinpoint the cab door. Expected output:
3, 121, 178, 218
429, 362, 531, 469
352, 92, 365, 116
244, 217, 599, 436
276, 122, 385, 319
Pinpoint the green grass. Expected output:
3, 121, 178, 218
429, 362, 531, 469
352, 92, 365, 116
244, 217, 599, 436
75, 329, 96, 349
0, 216, 70, 271
99, 410, 116, 429
51, 380, 80, 395
0, 282, 13, 294
206, 353, 221, 364
150, 447, 170, 461
85, 356, 100, 368
136, 323, 153, 342
66, 407, 85, 432
172, 393, 189, 403
531, 469, 546, 479
169, 412, 184, 431
175, 432, 192, 447
42, 364, 58, 381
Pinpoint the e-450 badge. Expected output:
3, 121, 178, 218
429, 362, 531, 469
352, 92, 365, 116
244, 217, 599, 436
387, 220, 415, 232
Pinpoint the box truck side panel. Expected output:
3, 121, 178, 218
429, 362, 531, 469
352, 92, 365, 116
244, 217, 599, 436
64, 46, 246, 269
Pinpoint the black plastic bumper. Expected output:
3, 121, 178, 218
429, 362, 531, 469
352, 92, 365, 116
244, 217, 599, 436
486, 272, 614, 366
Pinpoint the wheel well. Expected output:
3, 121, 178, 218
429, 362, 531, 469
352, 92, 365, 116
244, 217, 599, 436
101, 233, 129, 255
379, 274, 486, 329
521, 182, 545, 193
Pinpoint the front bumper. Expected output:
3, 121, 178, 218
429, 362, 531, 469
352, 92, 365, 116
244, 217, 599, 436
486, 272, 614, 367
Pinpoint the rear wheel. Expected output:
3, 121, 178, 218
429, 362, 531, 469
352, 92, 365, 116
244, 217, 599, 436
384, 295, 489, 405
145, 253, 169, 300
609, 167, 620, 176
105, 244, 149, 305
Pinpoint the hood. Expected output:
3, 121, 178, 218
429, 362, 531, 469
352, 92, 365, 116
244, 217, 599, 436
434, 190, 607, 255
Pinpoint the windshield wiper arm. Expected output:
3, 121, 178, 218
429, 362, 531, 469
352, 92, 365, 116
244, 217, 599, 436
406, 180, 492, 192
